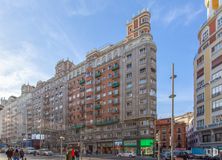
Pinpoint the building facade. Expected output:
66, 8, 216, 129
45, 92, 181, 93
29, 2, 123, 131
66, 10, 157, 155
194, 0, 222, 149
1, 85, 34, 146
0, 9, 157, 155
156, 118, 187, 151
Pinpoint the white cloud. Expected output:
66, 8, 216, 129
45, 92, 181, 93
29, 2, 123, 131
0, 41, 49, 98
163, 4, 204, 26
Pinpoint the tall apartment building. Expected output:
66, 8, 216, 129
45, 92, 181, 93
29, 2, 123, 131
66, 9, 157, 156
30, 60, 74, 149
1, 84, 34, 146
194, 0, 222, 148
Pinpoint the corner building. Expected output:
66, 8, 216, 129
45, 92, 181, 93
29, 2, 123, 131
66, 10, 157, 155
194, 0, 222, 149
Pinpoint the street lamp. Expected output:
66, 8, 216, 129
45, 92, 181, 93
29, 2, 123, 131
60, 136, 65, 160
169, 63, 176, 160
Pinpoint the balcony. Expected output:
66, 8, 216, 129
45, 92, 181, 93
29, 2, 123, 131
212, 92, 222, 98
95, 80, 101, 85
72, 124, 85, 129
79, 79, 85, 85
112, 64, 119, 71
95, 104, 101, 110
95, 71, 101, 78
112, 73, 119, 79
212, 106, 222, 112
197, 112, 204, 117
197, 99, 204, 104
94, 119, 119, 126
113, 101, 119, 105
112, 82, 120, 88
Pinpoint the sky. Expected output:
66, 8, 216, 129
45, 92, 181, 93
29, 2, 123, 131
0, 0, 206, 118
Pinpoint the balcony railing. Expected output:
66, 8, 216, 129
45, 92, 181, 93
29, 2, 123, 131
197, 99, 204, 104
112, 64, 119, 71
79, 79, 85, 85
212, 106, 222, 112
72, 124, 85, 129
95, 104, 101, 110
212, 92, 222, 98
197, 112, 204, 117
94, 119, 119, 126
95, 72, 101, 78
112, 82, 120, 88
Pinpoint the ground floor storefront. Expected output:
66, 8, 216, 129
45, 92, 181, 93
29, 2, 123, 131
79, 138, 155, 156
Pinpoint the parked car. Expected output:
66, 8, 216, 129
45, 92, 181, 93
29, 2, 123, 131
174, 151, 195, 159
117, 151, 136, 158
0, 147, 8, 153
36, 148, 53, 156
161, 152, 172, 160
24, 147, 36, 154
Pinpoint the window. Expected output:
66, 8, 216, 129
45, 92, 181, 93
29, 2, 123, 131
203, 134, 211, 142
140, 68, 146, 74
127, 91, 133, 97
197, 55, 204, 66
126, 101, 132, 108
108, 91, 112, 95
202, 29, 209, 43
217, 15, 222, 29
197, 119, 204, 128
113, 89, 118, 95
139, 78, 147, 84
196, 80, 204, 91
139, 98, 147, 104
150, 89, 156, 96
141, 17, 149, 24
108, 99, 112, 104
126, 73, 132, 79
212, 84, 222, 97
139, 88, 147, 94
86, 88, 92, 93
86, 80, 92, 85
162, 128, 166, 133
197, 105, 204, 117
127, 63, 132, 69
127, 54, 132, 60
178, 128, 181, 133
126, 111, 133, 117
211, 41, 222, 54
215, 133, 222, 141
212, 114, 222, 124
212, 70, 222, 81
197, 93, 204, 104
178, 135, 181, 140
140, 58, 146, 64
140, 48, 146, 54
212, 98, 222, 112
126, 82, 133, 89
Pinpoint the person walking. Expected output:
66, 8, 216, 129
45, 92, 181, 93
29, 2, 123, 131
75, 150, 79, 160
71, 148, 75, 160
6, 148, 13, 160
19, 149, 25, 160
12, 149, 20, 160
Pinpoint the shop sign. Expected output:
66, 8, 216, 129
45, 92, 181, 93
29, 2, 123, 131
114, 141, 122, 146
123, 140, 137, 147
140, 139, 154, 147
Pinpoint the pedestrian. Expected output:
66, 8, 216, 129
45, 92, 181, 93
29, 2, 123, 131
12, 149, 20, 160
20, 149, 25, 160
71, 148, 75, 160
6, 148, 13, 160
75, 149, 80, 160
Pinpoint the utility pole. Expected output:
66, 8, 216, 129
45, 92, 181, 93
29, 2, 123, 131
169, 63, 176, 160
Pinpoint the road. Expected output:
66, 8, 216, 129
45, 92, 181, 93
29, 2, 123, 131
0, 153, 157, 160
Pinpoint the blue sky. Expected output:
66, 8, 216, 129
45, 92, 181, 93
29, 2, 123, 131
0, 0, 206, 117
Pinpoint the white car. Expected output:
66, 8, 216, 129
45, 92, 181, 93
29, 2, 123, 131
117, 152, 136, 158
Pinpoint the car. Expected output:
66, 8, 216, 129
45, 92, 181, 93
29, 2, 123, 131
117, 151, 136, 158
37, 148, 53, 156
0, 147, 8, 153
24, 147, 36, 154
161, 152, 172, 160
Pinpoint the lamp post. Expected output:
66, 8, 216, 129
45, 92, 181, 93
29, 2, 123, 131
169, 63, 176, 160
60, 136, 65, 160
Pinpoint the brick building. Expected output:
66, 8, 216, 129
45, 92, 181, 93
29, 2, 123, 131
156, 118, 187, 151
